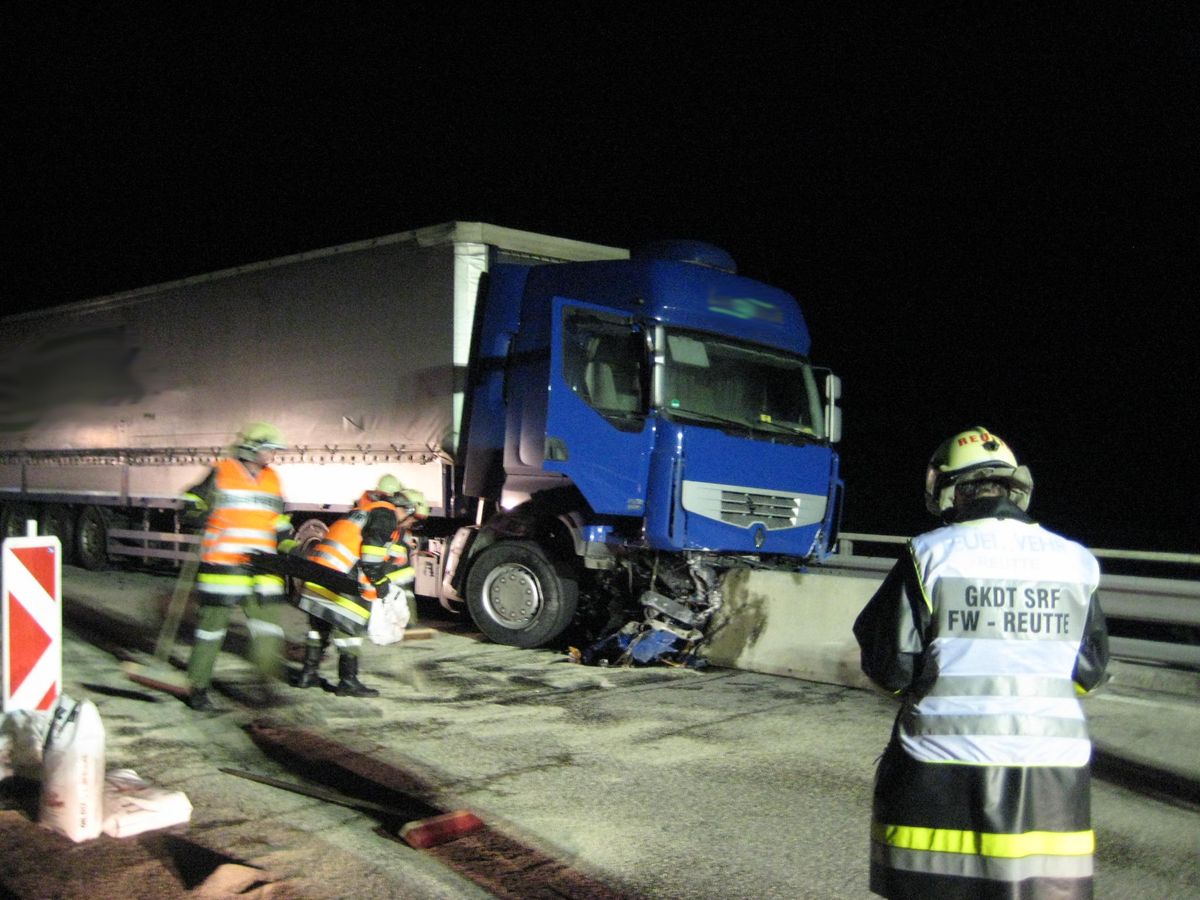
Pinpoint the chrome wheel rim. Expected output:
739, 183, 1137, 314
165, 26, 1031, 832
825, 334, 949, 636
480, 562, 543, 629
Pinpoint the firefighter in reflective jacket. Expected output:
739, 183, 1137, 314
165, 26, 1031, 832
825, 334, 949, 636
182, 422, 292, 711
853, 427, 1109, 900
292, 475, 428, 696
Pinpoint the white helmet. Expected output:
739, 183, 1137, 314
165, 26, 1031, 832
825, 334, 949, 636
924, 426, 1033, 517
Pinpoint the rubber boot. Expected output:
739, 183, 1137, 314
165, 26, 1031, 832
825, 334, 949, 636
334, 655, 379, 697
291, 640, 324, 688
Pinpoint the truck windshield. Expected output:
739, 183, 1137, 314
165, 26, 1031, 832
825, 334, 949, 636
657, 328, 826, 441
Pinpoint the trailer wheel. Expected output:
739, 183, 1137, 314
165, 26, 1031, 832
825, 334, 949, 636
1, 503, 38, 540
465, 541, 578, 648
38, 505, 76, 565
75, 506, 109, 571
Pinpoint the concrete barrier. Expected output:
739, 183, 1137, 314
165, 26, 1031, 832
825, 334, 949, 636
702, 566, 1200, 700
701, 568, 884, 691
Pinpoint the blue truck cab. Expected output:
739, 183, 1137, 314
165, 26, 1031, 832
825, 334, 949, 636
453, 240, 843, 649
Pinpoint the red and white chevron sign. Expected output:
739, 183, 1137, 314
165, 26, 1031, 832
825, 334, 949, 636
2, 535, 62, 712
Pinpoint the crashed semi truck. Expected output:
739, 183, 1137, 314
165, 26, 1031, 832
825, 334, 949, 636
0, 221, 843, 650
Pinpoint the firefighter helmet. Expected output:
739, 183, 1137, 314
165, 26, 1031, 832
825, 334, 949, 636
370, 475, 428, 520
376, 474, 402, 496
397, 488, 429, 520
924, 426, 1033, 517
234, 422, 286, 461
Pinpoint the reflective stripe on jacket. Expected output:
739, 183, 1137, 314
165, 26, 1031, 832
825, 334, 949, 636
378, 540, 415, 588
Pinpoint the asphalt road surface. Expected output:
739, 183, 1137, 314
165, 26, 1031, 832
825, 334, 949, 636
1, 566, 1197, 899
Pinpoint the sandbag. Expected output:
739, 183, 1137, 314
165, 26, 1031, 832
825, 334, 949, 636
368, 586, 411, 645
0, 708, 53, 780
102, 768, 193, 837
38, 694, 106, 842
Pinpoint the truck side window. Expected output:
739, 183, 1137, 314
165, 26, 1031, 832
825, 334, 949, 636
563, 310, 644, 419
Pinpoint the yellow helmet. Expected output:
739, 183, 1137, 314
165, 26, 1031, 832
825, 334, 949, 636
397, 488, 430, 520
235, 422, 286, 460
370, 475, 429, 519
376, 474, 402, 495
924, 426, 1033, 517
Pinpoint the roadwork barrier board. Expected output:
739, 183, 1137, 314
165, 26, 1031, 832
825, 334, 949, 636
2, 534, 62, 711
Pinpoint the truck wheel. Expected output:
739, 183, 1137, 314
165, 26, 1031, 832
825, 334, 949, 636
74, 506, 109, 571
465, 541, 578, 648
38, 505, 76, 565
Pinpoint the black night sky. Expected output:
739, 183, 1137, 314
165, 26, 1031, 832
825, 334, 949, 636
7, 6, 1199, 553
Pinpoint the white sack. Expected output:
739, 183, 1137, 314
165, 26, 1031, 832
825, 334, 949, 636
102, 768, 192, 838
38, 695, 106, 842
368, 587, 411, 645
0, 708, 53, 780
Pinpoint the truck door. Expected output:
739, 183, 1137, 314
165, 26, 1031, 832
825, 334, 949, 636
546, 299, 653, 516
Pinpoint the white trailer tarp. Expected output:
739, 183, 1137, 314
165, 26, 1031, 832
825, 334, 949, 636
0, 222, 626, 509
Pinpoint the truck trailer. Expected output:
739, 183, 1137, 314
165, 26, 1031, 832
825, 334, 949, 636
0, 221, 843, 651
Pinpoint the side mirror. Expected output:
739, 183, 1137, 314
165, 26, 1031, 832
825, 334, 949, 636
824, 373, 842, 443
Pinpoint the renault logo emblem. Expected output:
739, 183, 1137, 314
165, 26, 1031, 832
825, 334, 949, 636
752, 523, 767, 549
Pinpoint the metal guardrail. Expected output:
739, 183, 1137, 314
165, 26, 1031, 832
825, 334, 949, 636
97, 526, 1199, 670
830, 533, 1200, 671
837, 532, 1200, 566
107, 528, 198, 563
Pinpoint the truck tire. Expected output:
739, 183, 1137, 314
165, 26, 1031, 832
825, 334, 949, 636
465, 540, 578, 648
38, 505, 76, 565
74, 506, 109, 571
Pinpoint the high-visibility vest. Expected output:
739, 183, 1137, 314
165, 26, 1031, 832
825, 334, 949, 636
200, 458, 286, 567
901, 516, 1100, 767
298, 501, 392, 629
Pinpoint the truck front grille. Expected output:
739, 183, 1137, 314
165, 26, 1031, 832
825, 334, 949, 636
681, 480, 827, 530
